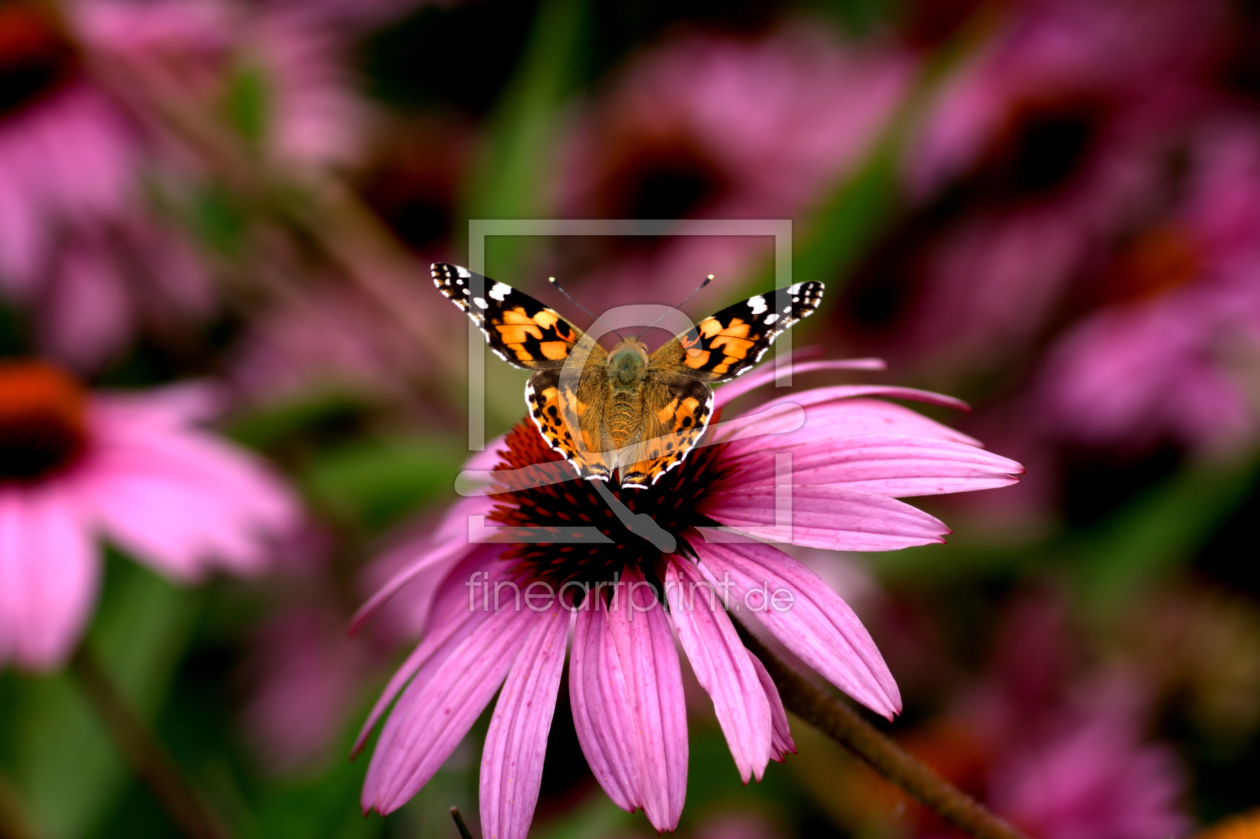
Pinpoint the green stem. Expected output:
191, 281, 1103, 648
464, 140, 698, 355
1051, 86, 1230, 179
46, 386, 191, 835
70, 648, 231, 839
738, 626, 1030, 839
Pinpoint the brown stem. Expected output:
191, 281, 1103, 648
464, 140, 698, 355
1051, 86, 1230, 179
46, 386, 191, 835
69, 649, 231, 839
737, 627, 1031, 839
450, 806, 476, 839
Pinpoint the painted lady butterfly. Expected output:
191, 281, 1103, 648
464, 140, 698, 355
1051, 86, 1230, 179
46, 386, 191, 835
433, 263, 824, 489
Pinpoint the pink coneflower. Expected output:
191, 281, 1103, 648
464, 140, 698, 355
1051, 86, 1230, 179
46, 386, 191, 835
0, 0, 370, 367
841, 0, 1224, 382
1027, 116, 1260, 453
0, 2, 218, 367
553, 23, 912, 306
0, 361, 300, 670
354, 360, 1021, 836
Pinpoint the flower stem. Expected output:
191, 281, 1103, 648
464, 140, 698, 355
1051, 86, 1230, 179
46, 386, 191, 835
450, 807, 476, 839
737, 627, 1030, 839
69, 648, 232, 839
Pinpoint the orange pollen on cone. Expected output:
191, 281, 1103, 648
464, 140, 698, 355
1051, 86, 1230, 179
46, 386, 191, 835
0, 360, 89, 483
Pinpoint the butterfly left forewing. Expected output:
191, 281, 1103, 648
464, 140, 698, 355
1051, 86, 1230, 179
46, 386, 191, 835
651, 282, 825, 383
432, 263, 599, 370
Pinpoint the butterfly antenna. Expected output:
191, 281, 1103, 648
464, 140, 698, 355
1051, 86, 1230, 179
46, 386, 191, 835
634, 275, 713, 340
549, 276, 624, 340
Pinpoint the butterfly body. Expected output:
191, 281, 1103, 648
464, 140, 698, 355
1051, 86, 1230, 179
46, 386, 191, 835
433, 263, 823, 489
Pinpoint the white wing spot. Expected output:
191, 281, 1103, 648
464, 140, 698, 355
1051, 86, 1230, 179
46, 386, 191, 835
747, 295, 768, 315
456, 267, 472, 279
786, 283, 803, 294
489, 282, 512, 301
473, 297, 488, 309
763, 313, 779, 325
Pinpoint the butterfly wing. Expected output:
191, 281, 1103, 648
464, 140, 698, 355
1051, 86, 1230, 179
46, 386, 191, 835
526, 367, 615, 482
433, 263, 603, 370
650, 282, 825, 383
618, 376, 714, 489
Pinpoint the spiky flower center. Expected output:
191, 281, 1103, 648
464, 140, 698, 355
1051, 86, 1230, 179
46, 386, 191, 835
487, 420, 731, 587
0, 361, 89, 483
0, 5, 79, 117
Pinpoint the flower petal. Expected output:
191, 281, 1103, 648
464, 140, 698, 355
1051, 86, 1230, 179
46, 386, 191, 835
0, 487, 98, 669
570, 598, 640, 813
717, 434, 1022, 498
748, 652, 795, 759
696, 541, 900, 718
362, 603, 537, 814
665, 560, 772, 783
607, 568, 688, 831
80, 402, 298, 579
703, 485, 950, 550
480, 605, 569, 839
353, 547, 500, 755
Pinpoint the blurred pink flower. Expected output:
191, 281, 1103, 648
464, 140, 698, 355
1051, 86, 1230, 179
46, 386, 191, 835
241, 602, 376, 775
0, 360, 300, 670
230, 283, 419, 400
0, 0, 370, 367
1028, 117, 1260, 452
554, 23, 913, 306
353, 361, 1021, 836
908, 593, 1192, 839
985, 710, 1190, 839
855, 0, 1226, 379
0, 2, 216, 366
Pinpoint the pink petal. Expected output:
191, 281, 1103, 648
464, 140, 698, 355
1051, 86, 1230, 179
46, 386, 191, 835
353, 547, 500, 755
748, 654, 795, 759
362, 604, 538, 814
480, 605, 570, 839
0, 486, 99, 669
570, 598, 640, 812
0, 168, 43, 285
719, 397, 983, 447
349, 495, 493, 635
607, 567, 688, 831
78, 403, 298, 579
665, 560, 773, 783
717, 435, 1022, 498
703, 485, 949, 551
695, 541, 900, 718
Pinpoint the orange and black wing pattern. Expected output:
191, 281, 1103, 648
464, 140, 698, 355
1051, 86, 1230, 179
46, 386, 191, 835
652, 282, 825, 383
433, 263, 599, 371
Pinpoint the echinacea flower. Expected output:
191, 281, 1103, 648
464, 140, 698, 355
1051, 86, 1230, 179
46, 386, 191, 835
0, 1, 216, 367
0, 361, 300, 670
553, 23, 912, 307
353, 359, 1021, 836
840, 0, 1223, 382
0, 0, 369, 367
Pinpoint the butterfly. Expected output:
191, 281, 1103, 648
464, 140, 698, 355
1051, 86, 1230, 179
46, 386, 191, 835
433, 263, 824, 489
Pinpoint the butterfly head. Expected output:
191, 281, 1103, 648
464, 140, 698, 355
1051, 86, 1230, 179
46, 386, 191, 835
607, 337, 650, 389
